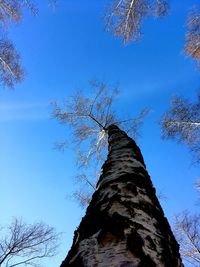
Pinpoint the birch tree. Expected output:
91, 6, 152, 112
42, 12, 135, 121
60, 124, 183, 267
52, 80, 148, 205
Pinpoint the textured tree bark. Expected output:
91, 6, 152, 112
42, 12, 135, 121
60, 125, 184, 267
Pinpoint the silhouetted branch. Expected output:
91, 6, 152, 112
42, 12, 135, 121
173, 211, 200, 266
0, 218, 59, 267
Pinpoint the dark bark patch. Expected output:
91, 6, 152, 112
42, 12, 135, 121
120, 261, 140, 267
127, 230, 144, 257
126, 231, 156, 267
145, 235, 156, 251
124, 182, 138, 196
111, 212, 129, 237
139, 255, 157, 267
111, 183, 120, 191
97, 231, 120, 246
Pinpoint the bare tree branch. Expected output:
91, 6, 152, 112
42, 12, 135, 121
0, 0, 37, 88
0, 38, 24, 87
0, 0, 37, 27
0, 218, 59, 267
51, 81, 118, 168
184, 6, 200, 67
160, 93, 200, 163
72, 190, 92, 208
0, 0, 59, 89
104, 0, 169, 43
173, 211, 200, 266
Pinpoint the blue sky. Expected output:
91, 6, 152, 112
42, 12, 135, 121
0, 1, 200, 266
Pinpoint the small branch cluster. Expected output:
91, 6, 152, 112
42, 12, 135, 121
0, 218, 59, 267
0, 0, 37, 27
184, 7, 200, 66
174, 211, 200, 266
160, 94, 200, 163
105, 0, 169, 43
0, 38, 24, 87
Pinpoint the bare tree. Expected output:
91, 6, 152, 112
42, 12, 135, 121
173, 211, 200, 267
160, 94, 200, 163
184, 6, 200, 66
52, 80, 149, 205
0, 218, 59, 267
104, 0, 169, 43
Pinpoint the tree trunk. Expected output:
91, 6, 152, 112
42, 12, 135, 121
60, 125, 184, 267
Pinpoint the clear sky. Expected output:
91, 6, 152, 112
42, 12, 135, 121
0, 1, 200, 266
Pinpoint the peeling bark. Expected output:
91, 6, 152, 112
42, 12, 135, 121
60, 125, 184, 267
